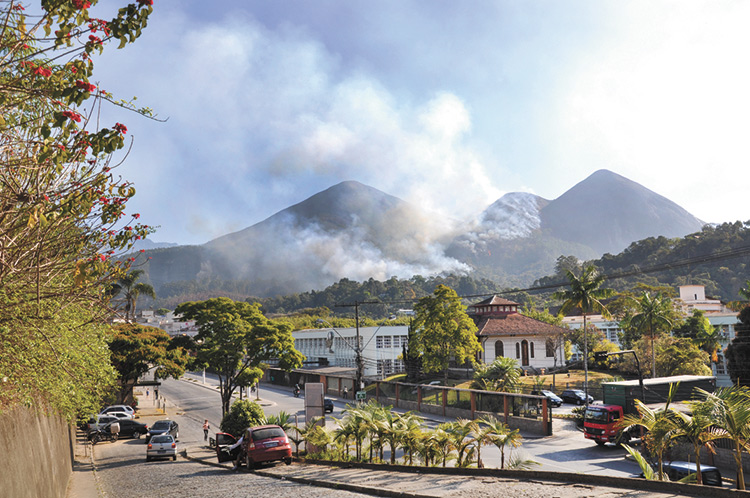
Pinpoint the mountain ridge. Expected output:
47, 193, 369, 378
138, 169, 705, 298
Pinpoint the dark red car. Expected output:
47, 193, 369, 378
215, 425, 292, 469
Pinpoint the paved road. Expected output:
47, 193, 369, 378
164, 372, 642, 478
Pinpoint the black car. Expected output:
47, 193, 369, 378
114, 419, 149, 439
324, 398, 334, 413
531, 390, 563, 407
560, 389, 594, 405
146, 419, 179, 443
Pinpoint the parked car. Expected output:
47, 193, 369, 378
110, 419, 149, 439
100, 405, 135, 417
531, 390, 563, 407
86, 415, 118, 433
146, 419, 179, 443
146, 434, 176, 461
638, 461, 722, 487
242, 425, 292, 469
324, 398, 334, 413
411, 380, 441, 394
560, 389, 594, 405
101, 410, 134, 420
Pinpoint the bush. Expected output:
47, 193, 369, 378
220, 399, 265, 437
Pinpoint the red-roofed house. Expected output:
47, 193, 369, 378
469, 296, 567, 372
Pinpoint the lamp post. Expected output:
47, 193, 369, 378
595, 349, 645, 402
316, 319, 363, 392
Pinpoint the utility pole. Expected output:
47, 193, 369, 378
336, 300, 378, 391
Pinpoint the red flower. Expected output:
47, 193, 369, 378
75, 80, 96, 92
62, 110, 82, 123
114, 123, 127, 135
73, 0, 92, 9
138, 0, 154, 6
88, 35, 102, 46
33, 67, 52, 77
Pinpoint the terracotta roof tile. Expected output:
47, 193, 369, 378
474, 313, 567, 337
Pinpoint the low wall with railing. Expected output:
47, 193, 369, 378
264, 368, 552, 436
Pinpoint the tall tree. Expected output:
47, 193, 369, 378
110, 269, 156, 322
108, 323, 189, 404
410, 285, 481, 383
175, 297, 304, 415
0, 0, 154, 417
470, 357, 520, 392
725, 306, 750, 386
696, 386, 750, 490
553, 265, 614, 403
630, 292, 674, 378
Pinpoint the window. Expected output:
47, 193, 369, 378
383, 336, 392, 348
376, 336, 384, 349
515, 342, 520, 358
530, 341, 535, 358
495, 340, 504, 358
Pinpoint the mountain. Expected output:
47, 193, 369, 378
139, 170, 707, 299
540, 170, 704, 255
142, 181, 465, 297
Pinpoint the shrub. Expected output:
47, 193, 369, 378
220, 399, 265, 437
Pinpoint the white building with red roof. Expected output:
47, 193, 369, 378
469, 296, 567, 372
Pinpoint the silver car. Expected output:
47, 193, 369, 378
146, 434, 176, 461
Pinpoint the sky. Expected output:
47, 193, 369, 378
89, 0, 750, 246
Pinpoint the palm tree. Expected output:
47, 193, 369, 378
618, 383, 679, 480
432, 425, 455, 467
110, 269, 156, 322
379, 408, 404, 464
472, 416, 499, 468
668, 408, 725, 485
553, 265, 614, 403
446, 419, 476, 468
399, 413, 424, 465
630, 292, 673, 378
482, 415, 522, 469
470, 357, 520, 392
696, 386, 750, 490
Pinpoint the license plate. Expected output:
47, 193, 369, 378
264, 441, 278, 448
157, 449, 166, 453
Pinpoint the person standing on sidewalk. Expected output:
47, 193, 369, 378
203, 419, 210, 442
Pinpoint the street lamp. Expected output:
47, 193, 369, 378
594, 349, 646, 402
316, 319, 364, 392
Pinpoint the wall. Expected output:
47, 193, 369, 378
0, 405, 72, 498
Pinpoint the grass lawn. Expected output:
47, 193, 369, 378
454, 370, 619, 393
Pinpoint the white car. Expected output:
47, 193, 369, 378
104, 411, 135, 420
146, 434, 177, 461
100, 405, 136, 417
86, 415, 119, 433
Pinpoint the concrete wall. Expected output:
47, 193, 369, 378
0, 405, 72, 498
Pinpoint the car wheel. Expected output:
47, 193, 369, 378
134, 432, 141, 439
577, 399, 583, 405
172, 455, 177, 461
146, 456, 151, 462
284, 457, 292, 465
595, 440, 605, 446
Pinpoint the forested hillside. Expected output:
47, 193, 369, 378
534, 221, 750, 303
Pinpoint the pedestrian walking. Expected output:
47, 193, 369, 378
146, 388, 149, 398
203, 419, 210, 442
343, 387, 348, 399
154, 388, 159, 399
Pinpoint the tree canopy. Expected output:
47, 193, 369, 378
409, 285, 481, 381
175, 297, 304, 414
108, 323, 190, 403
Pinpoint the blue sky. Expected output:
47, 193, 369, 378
93, 1, 750, 245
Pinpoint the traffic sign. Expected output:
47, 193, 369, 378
356, 390, 367, 400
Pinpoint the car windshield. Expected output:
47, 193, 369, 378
151, 435, 173, 443
251, 427, 286, 441
585, 408, 609, 423
152, 421, 170, 430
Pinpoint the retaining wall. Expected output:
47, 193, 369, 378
0, 405, 72, 498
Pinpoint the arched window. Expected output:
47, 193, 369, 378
515, 342, 520, 359
530, 341, 535, 358
495, 340, 504, 359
